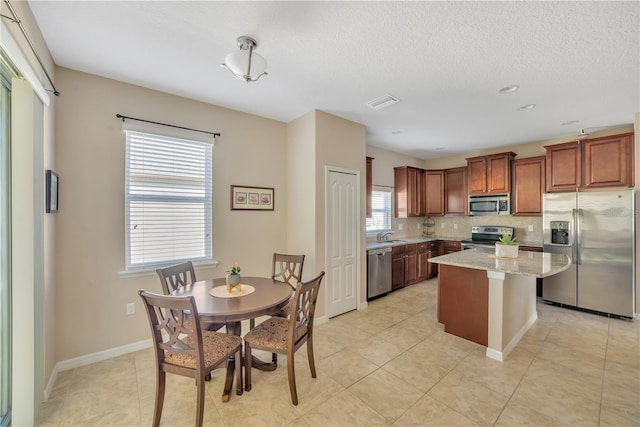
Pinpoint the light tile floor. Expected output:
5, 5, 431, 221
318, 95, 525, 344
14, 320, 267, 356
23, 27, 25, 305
37, 278, 640, 426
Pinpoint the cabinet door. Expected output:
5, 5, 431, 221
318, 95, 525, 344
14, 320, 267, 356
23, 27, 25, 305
417, 243, 429, 281
466, 158, 487, 195
366, 157, 373, 218
487, 153, 514, 194
583, 133, 634, 188
425, 170, 445, 216
416, 169, 426, 216
404, 250, 418, 284
392, 247, 405, 290
426, 249, 438, 278
545, 141, 581, 191
512, 156, 545, 216
445, 167, 467, 215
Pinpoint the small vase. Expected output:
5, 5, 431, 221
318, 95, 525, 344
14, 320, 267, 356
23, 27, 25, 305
226, 273, 241, 291
495, 243, 519, 258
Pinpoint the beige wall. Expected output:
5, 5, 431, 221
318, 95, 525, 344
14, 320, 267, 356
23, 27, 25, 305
287, 110, 367, 316
315, 111, 367, 312
54, 67, 289, 361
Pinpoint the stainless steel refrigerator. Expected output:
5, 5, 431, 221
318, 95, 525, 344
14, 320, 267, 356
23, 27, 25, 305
542, 189, 635, 318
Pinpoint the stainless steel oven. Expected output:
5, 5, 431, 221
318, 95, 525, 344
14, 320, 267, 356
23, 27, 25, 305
468, 194, 510, 216
461, 225, 514, 250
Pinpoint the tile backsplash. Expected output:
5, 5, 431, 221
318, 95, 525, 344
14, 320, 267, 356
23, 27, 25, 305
376, 215, 543, 245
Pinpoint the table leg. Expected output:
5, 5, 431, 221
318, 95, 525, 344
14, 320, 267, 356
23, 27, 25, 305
221, 322, 244, 402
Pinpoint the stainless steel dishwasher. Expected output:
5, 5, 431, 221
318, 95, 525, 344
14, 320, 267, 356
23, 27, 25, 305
367, 247, 392, 300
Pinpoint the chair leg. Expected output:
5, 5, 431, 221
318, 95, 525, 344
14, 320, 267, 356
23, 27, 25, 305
272, 352, 278, 364
195, 376, 205, 427
153, 371, 166, 427
306, 336, 317, 378
244, 342, 252, 392
235, 348, 243, 396
287, 349, 298, 406
249, 318, 255, 329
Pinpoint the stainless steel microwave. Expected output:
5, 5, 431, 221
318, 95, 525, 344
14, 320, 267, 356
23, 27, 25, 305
468, 194, 510, 216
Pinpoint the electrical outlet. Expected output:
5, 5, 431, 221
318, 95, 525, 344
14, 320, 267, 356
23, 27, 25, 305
417, 223, 421, 229
454, 223, 458, 229
126, 302, 135, 315
398, 223, 403, 230
441, 223, 445, 229
528, 224, 534, 232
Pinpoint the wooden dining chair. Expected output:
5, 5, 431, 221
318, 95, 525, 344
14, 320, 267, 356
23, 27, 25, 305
156, 261, 225, 333
138, 290, 243, 427
243, 271, 325, 406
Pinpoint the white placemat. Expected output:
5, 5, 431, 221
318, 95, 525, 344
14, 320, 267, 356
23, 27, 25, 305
209, 284, 255, 298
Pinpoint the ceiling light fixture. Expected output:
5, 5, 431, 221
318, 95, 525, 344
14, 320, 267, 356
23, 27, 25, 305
517, 104, 536, 111
221, 36, 268, 83
498, 85, 519, 94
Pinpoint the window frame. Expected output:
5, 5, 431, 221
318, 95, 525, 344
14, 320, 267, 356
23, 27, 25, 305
366, 187, 393, 235
124, 130, 213, 271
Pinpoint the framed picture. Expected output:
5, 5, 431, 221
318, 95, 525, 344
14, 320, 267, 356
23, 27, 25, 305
46, 170, 59, 213
231, 185, 274, 211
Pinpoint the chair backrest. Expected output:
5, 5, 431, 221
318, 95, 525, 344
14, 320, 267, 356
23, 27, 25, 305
287, 271, 325, 345
138, 290, 205, 375
271, 253, 305, 286
156, 261, 197, 295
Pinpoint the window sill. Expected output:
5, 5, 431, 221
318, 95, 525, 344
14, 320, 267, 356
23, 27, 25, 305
118, 260, 220, 279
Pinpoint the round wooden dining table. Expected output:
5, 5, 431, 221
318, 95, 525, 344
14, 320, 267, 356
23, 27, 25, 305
171, 276, 293, 401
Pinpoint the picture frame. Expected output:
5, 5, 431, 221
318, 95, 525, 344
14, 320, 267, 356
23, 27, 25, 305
46, 170, 59, 213
231, 185, 274, 211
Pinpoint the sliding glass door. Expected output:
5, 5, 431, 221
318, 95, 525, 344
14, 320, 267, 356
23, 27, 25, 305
0, 59, 12, 427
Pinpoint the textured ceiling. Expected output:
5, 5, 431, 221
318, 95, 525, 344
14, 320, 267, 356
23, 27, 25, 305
28, 1, 640, 159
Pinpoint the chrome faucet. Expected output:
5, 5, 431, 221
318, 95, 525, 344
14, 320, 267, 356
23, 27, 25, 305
377, 231, 394, 241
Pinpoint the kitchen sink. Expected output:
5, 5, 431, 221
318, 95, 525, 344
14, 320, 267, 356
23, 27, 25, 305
379, 239, 407, 244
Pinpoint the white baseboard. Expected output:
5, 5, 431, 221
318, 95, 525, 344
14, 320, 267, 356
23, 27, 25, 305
486, 311, 538, 362
44, 338, 152, 401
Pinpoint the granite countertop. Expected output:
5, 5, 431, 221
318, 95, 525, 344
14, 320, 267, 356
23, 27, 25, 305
366, 235, 463, 250
429, 247, 571, 278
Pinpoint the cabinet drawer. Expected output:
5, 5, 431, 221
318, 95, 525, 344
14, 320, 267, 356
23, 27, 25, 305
392, 245, 405, 256
418, 242, 428, 251
404, 243, 418, 253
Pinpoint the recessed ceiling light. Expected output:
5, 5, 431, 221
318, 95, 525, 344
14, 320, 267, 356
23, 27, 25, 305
391, 130, 402, 135
517, 104, 536, 111
498, 85, 519, 94
366, 94, 400, 110
561, 120, 579, 126
435, 147, 445, 151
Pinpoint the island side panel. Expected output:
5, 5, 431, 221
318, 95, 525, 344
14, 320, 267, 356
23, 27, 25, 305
437, 264, 489, 346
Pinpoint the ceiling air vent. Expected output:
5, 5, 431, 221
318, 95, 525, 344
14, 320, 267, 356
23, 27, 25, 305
366, 94, 400, 110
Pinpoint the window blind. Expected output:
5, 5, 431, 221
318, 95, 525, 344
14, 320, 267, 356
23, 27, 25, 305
125, 131, 212, 270
366, 189, 392, 231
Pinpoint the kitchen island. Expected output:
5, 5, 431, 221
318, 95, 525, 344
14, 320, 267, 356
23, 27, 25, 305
429, 248, 571, 362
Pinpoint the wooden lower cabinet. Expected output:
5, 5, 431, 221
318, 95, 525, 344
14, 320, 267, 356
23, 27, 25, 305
437, 264, 488, 346
442, 240, 461, 254
393, 242, 438, 290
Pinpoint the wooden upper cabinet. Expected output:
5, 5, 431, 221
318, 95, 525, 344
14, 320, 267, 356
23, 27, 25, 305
366, 157, 373, 218
512, 156, 545, 216
545, 141, 581, 191
394, 166, 426, 218
545, 132, 634, 192
466, 152, 515, 195
466, 157, 487, 194
445, 167, 467, 215
583, 133, 634, 189
425, 170, 445, 216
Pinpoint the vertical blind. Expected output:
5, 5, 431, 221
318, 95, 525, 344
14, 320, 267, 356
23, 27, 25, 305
366, 189, 392, 231
125, 131, 212, 270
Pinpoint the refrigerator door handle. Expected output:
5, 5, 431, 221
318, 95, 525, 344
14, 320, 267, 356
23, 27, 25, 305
571, 208, 578, 264
576, 208, 583, 265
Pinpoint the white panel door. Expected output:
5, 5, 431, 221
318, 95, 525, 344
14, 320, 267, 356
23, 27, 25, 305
327, 169, 358, 317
